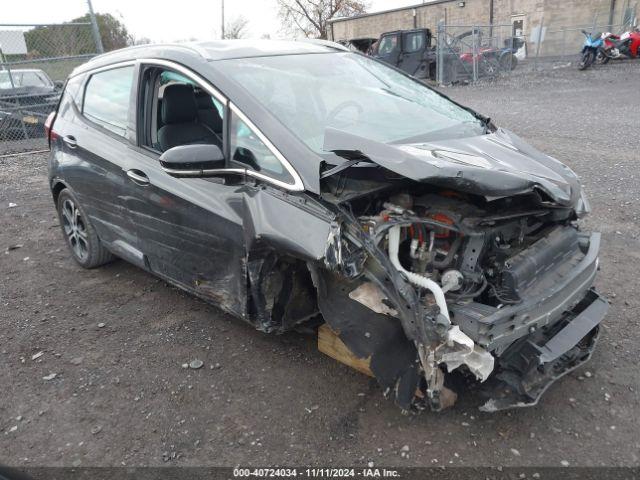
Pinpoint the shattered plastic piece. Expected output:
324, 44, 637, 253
304, 405, 319, 414
8, 203, 17, 208
189, 359, 204, 369
438, 326, 494, 382
42, 373, 57, 381
31, 351, 44, 360
479, 398, 529, 413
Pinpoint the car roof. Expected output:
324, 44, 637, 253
72, 39, 348, 75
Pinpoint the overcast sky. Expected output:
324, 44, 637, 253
3, 0, 421, 42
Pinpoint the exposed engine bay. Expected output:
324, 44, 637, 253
314, 183, 607, 412
358, 190, 567, 308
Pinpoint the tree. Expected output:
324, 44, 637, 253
277, 0, 368, 39
132, 36, 152, 46
24, 13, 132, 58
224, 16, 249, 40
75, 12, 133, 52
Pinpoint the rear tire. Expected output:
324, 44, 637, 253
56, 188, 115, 268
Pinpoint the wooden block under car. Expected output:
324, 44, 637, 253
317, 323, 373, 377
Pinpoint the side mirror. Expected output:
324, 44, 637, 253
160, 144, 229, 178
54, 81, 64, 90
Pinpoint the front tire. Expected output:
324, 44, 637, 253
578, 50, 595, 70
56, 189, 114, 268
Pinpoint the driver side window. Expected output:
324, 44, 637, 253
141, 67, 224, 153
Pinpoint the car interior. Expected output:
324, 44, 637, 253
147, 70, 224, 152
141, 67, 291, 183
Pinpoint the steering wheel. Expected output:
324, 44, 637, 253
326, 101, 364, 129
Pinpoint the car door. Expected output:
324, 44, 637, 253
123, 62, 249, 317
375, 32, 402, 67
53, 64, 144, 268
399, 30, 427, 77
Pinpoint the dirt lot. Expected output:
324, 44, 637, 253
1, 61, 639, 468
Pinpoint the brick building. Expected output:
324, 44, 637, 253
328, 0, 637, 45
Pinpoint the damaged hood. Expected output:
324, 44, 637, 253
323, 128, 582, 207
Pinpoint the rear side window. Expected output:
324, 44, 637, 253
58, 75, 84, 120
83, 66, 134, 136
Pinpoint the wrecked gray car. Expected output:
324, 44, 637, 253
48, 40, 607, 413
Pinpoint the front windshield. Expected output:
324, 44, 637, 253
219, 52, 483, 154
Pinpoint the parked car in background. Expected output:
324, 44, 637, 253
359, 28, 522, 84
372, 28, 438, 80
46, 40, 606, 413
0, 68, 62, 139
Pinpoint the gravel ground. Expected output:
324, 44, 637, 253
1, 61, 639, 468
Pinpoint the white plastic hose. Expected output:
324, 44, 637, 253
387, 225, 450, 322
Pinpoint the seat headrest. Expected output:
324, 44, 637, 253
195, 90, 214, 109
162, 84, 198, 124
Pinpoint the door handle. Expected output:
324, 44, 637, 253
126, 169, 150, 186
63, 135, 77, 149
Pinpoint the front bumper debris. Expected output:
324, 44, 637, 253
479, 289, 608, 412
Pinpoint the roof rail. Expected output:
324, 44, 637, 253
86, 42, 209, 64
294, 38, 349, 52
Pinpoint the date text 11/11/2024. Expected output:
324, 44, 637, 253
232, 468, 401, 478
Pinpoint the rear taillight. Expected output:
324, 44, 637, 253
44, 111, 58, 146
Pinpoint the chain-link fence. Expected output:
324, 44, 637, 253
436, 24, 518, 85
0, 22, 101, 154
436, 8, 638, 85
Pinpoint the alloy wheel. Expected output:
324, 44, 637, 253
61, 198, 89, 261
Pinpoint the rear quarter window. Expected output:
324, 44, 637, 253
58, 75, 84, 120
83, 66, 134, 136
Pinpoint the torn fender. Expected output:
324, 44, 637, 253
239, 187, 334, 261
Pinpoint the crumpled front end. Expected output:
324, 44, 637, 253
314, 185, 607, 412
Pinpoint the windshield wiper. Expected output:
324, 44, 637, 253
321, 150, 377, 179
